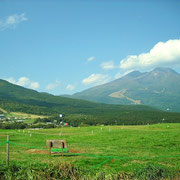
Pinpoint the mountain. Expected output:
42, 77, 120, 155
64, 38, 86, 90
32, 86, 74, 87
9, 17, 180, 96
1, 77, 180, 125
71, 67, 180, 112
0, 80, 157, 114
0, 79, 104, 115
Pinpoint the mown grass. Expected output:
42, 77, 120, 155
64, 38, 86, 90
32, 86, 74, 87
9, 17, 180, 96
0, 123, 180, 179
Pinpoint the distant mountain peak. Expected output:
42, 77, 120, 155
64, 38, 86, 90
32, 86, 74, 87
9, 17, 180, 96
71, 67, 180, 112
152, 67, 178, 74
127, 70, 142, 77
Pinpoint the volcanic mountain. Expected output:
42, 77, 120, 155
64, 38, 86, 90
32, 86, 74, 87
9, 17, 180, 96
71, 67, 180, 112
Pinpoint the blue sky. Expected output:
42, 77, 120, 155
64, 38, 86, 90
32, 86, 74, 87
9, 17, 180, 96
0, 0, 180, 95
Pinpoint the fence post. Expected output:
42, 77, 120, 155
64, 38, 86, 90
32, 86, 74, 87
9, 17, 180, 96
6, 135, 9, 167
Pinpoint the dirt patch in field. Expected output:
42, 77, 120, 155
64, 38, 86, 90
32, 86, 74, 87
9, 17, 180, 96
26, 148, 82, 155
68, 149, 82, 153
27, 149, 50, 155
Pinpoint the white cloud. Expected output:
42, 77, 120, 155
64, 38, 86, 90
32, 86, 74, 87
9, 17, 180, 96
87, 56, 95, 62
66, 84, 75, 91
101, 61, 115, 70
29, 82, 39, 90
6, 77, 16, 84
17, 77, 30, 86
46, 81, 60, 90
82, 74, 110, 86
120, 39, 180, 70
6, 76, 39, 90
0, 13, 28, 31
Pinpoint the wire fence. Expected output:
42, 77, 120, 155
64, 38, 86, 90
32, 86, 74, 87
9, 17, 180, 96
0, 137, 180, 170
0, 125, 180, 172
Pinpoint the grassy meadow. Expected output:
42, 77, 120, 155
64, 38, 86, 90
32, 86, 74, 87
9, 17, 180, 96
0, 123, 180, 179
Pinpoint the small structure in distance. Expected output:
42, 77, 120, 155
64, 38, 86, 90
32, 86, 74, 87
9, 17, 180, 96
46, 139, 68, 153
0, 114, 6, 120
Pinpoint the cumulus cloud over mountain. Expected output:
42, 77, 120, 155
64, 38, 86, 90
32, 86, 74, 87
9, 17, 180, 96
120, 39, 180, 70
6, 77, 39, 90
82, 74, 110, 86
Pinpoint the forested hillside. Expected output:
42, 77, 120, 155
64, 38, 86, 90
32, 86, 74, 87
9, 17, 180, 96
1, 79, 180, 126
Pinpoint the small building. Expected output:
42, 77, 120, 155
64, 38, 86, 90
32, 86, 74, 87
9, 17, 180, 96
46, 139, 68, 149
0, 114, 6, 120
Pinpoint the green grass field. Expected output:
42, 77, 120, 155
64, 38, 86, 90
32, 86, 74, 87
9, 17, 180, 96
0, 123, 180, 179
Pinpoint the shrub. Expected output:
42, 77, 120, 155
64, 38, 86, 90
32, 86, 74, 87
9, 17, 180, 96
134, 164, 178, 180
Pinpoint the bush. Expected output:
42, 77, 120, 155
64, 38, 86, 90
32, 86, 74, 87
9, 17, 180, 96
0, 162, 179, 180
0, 162, 81, 180
134, 164, 178, 180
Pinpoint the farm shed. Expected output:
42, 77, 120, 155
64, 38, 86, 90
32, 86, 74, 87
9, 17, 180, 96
46, 140, 68, 149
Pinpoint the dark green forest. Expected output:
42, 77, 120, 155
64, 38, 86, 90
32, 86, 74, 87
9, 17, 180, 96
0, 79, 180, 127
1, 98, 180, 127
